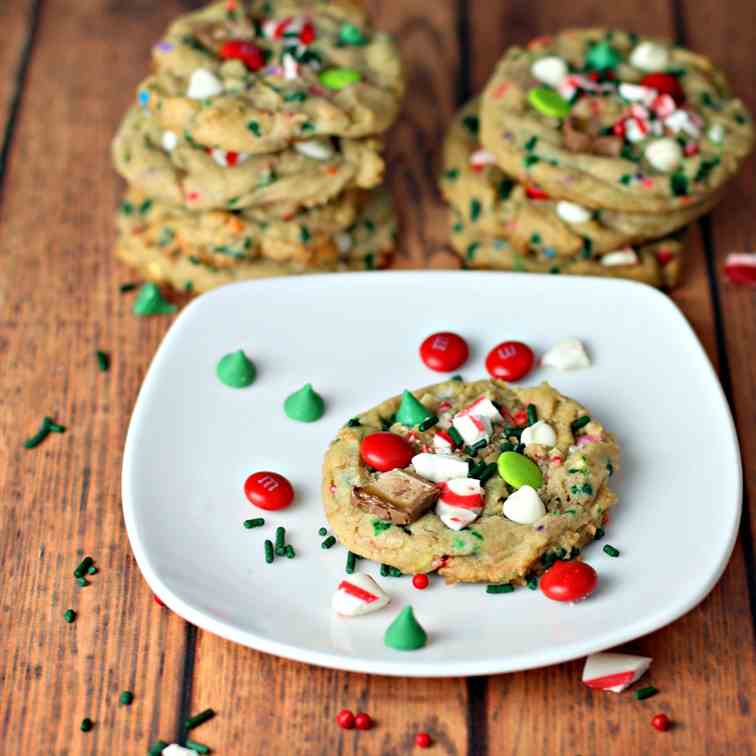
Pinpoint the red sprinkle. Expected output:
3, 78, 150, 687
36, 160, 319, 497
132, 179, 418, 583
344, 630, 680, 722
336, 709, 355, 730
354, 712, 373, 731
525, 184, 549, 200
299, 21, 316, 44
724, 254, 756, 285
652, 713, 671, 732
244, 472, 294, 511
540, 560, 598, 602
419, 332, 469, 372
412, 574, 430, 590
360, 432, 414, 472
485, 341, 535, 381
219, 40, 265, 71
415, 732, 432, 748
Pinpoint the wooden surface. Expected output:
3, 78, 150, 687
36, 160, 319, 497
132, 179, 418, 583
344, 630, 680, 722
0, 1, 753, 754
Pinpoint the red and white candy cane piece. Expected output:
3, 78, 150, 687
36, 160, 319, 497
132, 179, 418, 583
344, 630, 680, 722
436, 478, 483, 531
724, 253, 756, 285
457, 397, 503, 423
332, 574, 390, 617
452, 413, 491, 447
432, 429, 457, 453
411, 452, 469, 483
582, 652, 652, 693
470, 148, 497, 171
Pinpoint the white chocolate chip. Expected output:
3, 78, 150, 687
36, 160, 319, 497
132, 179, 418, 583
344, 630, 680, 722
503, 485, 546, 524
295, 139, 334, 161
187, 68, 223, 99
520, 420, 557, 448
556, 201, 592, 224
644, 137, 683, 172
618, 83, 657, 105
531, 56, 569, 88
601, 248, 639, 267
629, 41, 669, 72
163, 746, 195, 756
541, 339, 591, 371
161, 130, 178, 152
411, 453, 469, 483
332, 574, 390, 617
707, 123, 725, 144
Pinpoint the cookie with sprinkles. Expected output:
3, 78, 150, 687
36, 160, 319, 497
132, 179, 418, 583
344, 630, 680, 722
479, 29, 753, 213
443, 98, 722, 258
449, 211, 684, 288
115, 185, 396, 292
322, 378, 620, 584
113, 106, 384, 212
138, 0, 404, 155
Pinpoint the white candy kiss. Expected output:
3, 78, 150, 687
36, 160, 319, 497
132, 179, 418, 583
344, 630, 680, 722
601, 249, 639, 267
520, 420, 557, 448
502, 485, 546, 524
452, 413, 491, 446
187, 68, 223, 99
332, 574, 390, 617
556, 201, 591, 224
582, 652, 652, 693
541, 339, 591, 371
412, 452, 469, 483
531, 56, 568, 88
629, 41, 669, 72
295, 139, 334, 160
163, 746, 195, 756
645, 137, 683, 172
161, 130, 178, 152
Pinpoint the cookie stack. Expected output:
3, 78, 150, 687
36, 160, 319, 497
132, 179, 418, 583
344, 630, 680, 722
441, 29, 753, 287
112, 0, 404, 293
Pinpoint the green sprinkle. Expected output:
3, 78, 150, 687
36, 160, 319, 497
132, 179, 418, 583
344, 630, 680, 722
23, 422, 50, 449
139, 198, 153, 215
133, 283, 176, 316
119, 282, 138, 293
452, 221, 464, 233
248, 120, 261, 136
419, 415, 438, 432
186, 741, 211, 754
96, 350, 110, 372
264, 539, 274, 563
319, 67, 362, 90
462, 115, 480, 135
527, 577, 538, 590
670, 171, 689, 197
63, 609, 76, 623
500, 441, 515, 453
300, 121, 315, 133
634, 686, 658, 701
619, 173, 633, 185
479, 462, 499, 483
498, 178, 515, 199
695, 156, 720, 183
285, 544, 295, 559
466, 242, 480, 261
503, 426, 523, 439
243, 518, 264, 529
380, 563, 389, 577
444, 168, 460, 181
373, 520, 392, 535
186, 709, 215, 731
527, 404, 538, 426
603, 544, 620, 557
46, 418, 66, 433
346, 551, 357, 574
448, 426, 463, 446
283, 90, 307, 102
77, 577, 89, 587
275, 526, 286, 555
570, 416, 591, 434
390, 566, 402, 577
486, 584, 514, 594
74, 556, 94, 578
470, 530, 484, 541
299, 225, 311, 243
321, 535, 336, 549
318, 527, 328, 537
87, 565, 98, 575
346, 417, 361, 427
581, 483, 593, 495
80, 718, 93, 732
119, 691, 134, 705
450, 374, 463, 382
594, 527, 605, 540
469, 198, 482, 221
119, 200, 134, 215
149, 740, 169, 756
524, 136, 538, 151
523, 154, 540, 168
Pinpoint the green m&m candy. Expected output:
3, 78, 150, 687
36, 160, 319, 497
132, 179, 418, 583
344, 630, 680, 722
497, 451, 543, 490
319, 67, 362, 90
528, 87, 571, 118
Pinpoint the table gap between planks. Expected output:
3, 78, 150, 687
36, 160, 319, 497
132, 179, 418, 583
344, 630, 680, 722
0, 1, 752, 754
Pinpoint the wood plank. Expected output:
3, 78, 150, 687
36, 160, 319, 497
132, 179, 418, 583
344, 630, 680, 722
188, 3, 471, 755
466, 2, 754, 755
0, 1, 199, 753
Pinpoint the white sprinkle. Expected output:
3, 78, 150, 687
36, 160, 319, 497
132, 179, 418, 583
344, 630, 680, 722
521, 421, 557, 448
582, 652, 652, 693
708, 123, 725, 144
601, 248, 639, 267
531, 56, 568, 88
295, 139, 334, 161
186, 68, 223, 99
644, 137, 683, 172
541, 339, 591, 371
332, 574, 390, 617
629, 41, 669, 72
161, 131, 178, 152
503, 485, 546, 524
556, 200, 591, 224
283, 53, 299, 80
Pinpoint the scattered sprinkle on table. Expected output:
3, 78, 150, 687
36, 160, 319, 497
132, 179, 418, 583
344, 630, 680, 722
119, 281, 139, 293
186, 740, 211, 754
96, 350, 110, 372
635, 686, 659, 701
185, 708, 215, 730
149, 740, 168, 755
63, 609, 76, 623
24, 416, 66, 449
651, 713, 671, 731
336, 708, 355, 729
318, 527, 328, 537
80, 718, 93, 732
354, 712, 373, 730
487, 583, 514, 594
77, 577, 89, 588
321, 535, 336, 549
412, 574, 429, 590
415, 732, 432, 748
603, 544, 620, 557
264, 539, 274, 563
243, 517, 265, 529
74, 556, 94, 578
119, 690, 134, 705
132, 282, 177, 316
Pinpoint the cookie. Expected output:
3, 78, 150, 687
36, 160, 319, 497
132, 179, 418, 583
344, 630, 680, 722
443, 98, 721, 258
322, 379, 619, 584
480, 29, 753, 213
113, 106, 384, 212
450, 214, 683, 288
115, 186, 396, 292
138, 0, 404, 155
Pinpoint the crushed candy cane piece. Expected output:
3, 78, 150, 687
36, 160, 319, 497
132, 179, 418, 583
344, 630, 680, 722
436, 478, 483, 531
411, 453, 469, 483
556, 200, 591, 224
629, 41, 669, 71
211, 148, 248, 167
332, 574, 390, 617
542, 339, 591, 371
724, 253, 756, 285
618, 83, 657, 105
452, 413, 491, 447
651, 94, 676, 118
503, 485, 545, 524
601, 249, 639, 267
531, 56, 568, 88
645, 138, 682, 172
295, 139, 334, 160
187, 68, 223, 99
458, 397, 503, 423
433, 430, 455, 453
664, 109, 701, 138
582, 652, 652, 693
470, 148, 497, 169
521, 421, 557, 448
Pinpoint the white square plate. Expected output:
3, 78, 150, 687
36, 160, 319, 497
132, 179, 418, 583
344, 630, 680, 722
122, 272, 741, 677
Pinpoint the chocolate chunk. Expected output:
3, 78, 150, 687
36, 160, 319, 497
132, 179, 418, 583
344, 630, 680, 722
353, 470, 440, 526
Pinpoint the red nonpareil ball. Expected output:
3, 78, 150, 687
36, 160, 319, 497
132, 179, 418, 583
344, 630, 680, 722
415, 731, 432, 748
419, 332, 469, 372
412, 574, 430, 590
354, 712, 373, 730
336, 709, 355, 729
540, 560, 598, 602
652, 713, 671, 732
360, 432, 414, 472
244, 471, 294, 511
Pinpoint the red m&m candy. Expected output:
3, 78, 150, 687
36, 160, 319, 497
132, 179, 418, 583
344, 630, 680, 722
540, 560, 598, 602
244, 471, 294, 511
641, 72, 685, 105
220, 40, 265, 71
354, 712, 373, 730
415, 732, 432, 748
336, 709, 355, 729
419, 331, 469, 372
485, 341, 535, 381
360, 432, 414, 472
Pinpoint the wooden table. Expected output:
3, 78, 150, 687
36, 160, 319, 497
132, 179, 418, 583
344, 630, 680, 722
1, 1, 753, 754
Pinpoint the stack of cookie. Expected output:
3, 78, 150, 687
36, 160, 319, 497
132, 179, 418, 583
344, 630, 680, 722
112, 0, 404, 293
441, 29, 753, 287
